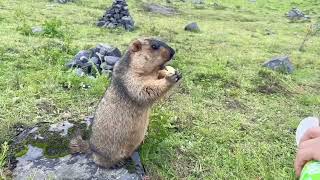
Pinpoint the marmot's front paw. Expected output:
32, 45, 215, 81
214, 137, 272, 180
166, 70, 182, 83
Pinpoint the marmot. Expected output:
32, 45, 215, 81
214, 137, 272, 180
74, 38, 181, 173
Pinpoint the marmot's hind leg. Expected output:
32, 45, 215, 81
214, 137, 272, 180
92, 152, 113, 168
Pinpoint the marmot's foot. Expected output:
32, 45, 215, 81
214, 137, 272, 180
110, 158, 131, 169
166, 70, 182, 83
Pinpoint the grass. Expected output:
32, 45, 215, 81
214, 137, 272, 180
0, 0, 320, 179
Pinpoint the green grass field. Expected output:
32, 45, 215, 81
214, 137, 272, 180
0, 0, 320, 179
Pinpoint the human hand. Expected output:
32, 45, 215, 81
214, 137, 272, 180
295, 127, 320, 177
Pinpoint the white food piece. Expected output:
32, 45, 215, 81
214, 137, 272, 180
165, 66, 175, 74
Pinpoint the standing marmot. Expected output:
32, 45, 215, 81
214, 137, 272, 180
89, 37, 181, 170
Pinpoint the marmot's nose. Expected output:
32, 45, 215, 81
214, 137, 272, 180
169, 47, 175, 59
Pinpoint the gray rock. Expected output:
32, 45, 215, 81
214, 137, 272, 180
101, 69, 113, 76
286, 8, 310, 20
143, 3, 177, 15
263, 56, 294, 74
107, 23, 116, 28
49, 121, 74, 136
100, 62, 108, 70
76, 68, 85, 77
31, 26, 44, 34
90, 56, 100, 65
97, 21, 106, 27
185, 22, 200, 32
80, 56, 88, 62
13, 147, 140, 180
55, 0, 73, 3
106, 47, 122, 57
104, 56, 120, 65
192, 0, 204, 4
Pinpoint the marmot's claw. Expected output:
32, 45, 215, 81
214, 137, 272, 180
166, 70, 182, 83
175, 70, 182, 82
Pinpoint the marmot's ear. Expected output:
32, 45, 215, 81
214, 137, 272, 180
131, 40, 142, 52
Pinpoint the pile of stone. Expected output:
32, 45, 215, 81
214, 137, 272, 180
66, 44, 122, 77
97, 0, 134, 31
286, 8, 310, 20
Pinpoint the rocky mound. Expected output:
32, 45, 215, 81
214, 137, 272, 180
6, 119, 140, 180
97, 0, 135, 31
66, 44, 122, 77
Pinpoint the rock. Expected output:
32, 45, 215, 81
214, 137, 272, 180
262, 56, 294, 74
97, 21, 106, 27
13, 152, 140, 180
49, 121, 74, 136
143, 3, 177, 16
286, 8, 310, 20
76, 68, 85, 77
90, 56, 100, 66
184, 22, 200, 32
100, 62, 113, 70
192, 0, 204, 4
101, 69, 113, 76
104, 56, 120, 65
9, 119, 143, 180
31, 26, 43, 34
55, 0, 73, 4
106, 47, 122, 57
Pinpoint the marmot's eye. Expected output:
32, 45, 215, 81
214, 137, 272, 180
151, 44, 160, 50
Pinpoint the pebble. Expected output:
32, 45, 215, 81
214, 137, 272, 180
104, 56, 120, 65
31, 26, 44, 34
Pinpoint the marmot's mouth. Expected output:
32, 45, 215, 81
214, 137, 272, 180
159, 59, 172, 70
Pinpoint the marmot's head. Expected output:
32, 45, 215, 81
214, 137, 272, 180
127, 37, 175, 74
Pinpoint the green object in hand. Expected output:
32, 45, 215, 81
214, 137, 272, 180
300, 161, 320, 180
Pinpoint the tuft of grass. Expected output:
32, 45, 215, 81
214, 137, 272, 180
254, 69, 293, 94
0, 142, 9, 179
43, 19, 65, 38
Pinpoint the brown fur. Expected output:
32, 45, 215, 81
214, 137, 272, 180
87, 38, 181, 168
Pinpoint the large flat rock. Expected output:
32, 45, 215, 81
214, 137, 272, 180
13, 145, 139, 180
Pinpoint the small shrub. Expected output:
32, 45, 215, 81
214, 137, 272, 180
17, 23, 33, 36
43, 19, 64, 38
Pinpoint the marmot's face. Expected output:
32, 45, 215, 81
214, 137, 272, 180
129, 38, 175, 74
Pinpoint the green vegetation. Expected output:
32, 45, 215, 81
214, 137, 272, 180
0, 142, 9, 179
0, 0, 319, 179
